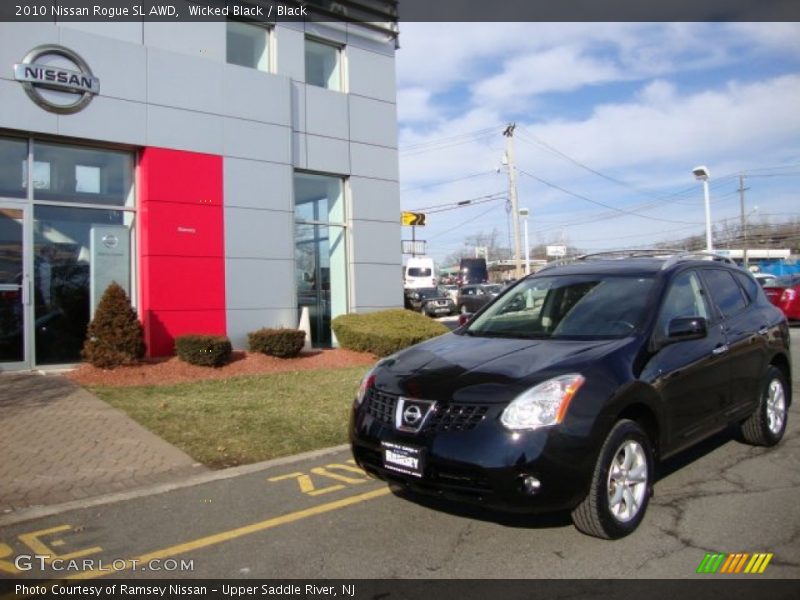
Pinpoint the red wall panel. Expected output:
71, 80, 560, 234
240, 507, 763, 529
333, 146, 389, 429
139, 147, 226, 357
138, 148, 222, 206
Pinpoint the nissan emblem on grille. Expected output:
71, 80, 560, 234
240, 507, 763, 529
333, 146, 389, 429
403, 405, 423, 426
395, 397, 436, 433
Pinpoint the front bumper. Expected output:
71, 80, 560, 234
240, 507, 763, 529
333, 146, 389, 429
349, 401, 596, 513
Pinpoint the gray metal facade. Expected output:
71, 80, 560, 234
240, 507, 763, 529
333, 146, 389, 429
0, 19, 402, 348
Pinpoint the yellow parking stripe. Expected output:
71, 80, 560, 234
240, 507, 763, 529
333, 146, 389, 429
67, 486, 391, 580
757, 553, 773, 574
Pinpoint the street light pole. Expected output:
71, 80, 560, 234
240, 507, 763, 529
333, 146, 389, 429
503, 124, 522, 279
520, 208, 530, 275
693, 166, 713, 252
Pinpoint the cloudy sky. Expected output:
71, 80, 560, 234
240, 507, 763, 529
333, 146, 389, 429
394, 23, 800, 263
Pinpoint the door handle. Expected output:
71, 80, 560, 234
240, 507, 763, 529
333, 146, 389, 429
712, 344, 729, 356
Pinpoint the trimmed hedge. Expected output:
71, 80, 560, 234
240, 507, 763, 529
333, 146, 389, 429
248, 328, 306, 358
82, 282, 145, 369
175, 334, 233, 367
332, 309, 448, 357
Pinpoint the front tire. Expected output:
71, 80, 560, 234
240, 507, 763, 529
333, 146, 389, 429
740, 366, 789, 446
572, 419, 654, 540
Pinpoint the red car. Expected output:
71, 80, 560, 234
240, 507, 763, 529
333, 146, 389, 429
763, 275, 800, 320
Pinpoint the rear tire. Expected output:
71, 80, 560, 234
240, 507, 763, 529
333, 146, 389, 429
740, 366, 788, 446
572, 419, 654, 540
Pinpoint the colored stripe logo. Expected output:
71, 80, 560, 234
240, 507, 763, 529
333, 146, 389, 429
697, 552, 773, 574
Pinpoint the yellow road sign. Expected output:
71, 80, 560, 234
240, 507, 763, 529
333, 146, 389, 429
401, 212, 426, 226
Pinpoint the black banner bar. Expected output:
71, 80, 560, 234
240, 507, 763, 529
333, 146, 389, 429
2, 579, 800, 600
1, 0, 799, 23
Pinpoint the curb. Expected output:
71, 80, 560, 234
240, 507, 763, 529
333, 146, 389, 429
0, 444, 351, 528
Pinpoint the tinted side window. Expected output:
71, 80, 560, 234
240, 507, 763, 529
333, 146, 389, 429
703, 269, 747, 318
733, 271, 760, 304
656, 271, 710, 336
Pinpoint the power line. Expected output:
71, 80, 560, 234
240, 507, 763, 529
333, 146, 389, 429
400, 170, 496, 192
517, 168, 703, 225
400, 128, 498, 156
515, 127, 681, 204
428, 203, 507, 241
406, 191, 507, 213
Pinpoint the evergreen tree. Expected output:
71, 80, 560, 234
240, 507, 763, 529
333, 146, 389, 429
82, 282, 145, 368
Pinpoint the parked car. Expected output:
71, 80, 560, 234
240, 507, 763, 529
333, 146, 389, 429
442, 284, 459, 303
753, 272, 777, 288
404, 286, 456, 317
763, 275, 800, 320
456, 283, 502, 314
351, 253, 790, 539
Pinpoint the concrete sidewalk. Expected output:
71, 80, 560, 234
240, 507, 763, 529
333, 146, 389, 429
0, 373, 206, 514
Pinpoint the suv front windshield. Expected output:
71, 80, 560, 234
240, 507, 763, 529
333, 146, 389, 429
464, 274, 655, 339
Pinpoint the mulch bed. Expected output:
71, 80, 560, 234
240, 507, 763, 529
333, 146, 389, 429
66, 348, 377, 388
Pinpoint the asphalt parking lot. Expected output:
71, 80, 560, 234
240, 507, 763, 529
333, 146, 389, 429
0, 331, 798, 580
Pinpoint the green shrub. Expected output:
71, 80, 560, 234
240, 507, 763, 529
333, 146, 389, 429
332, 309, 448, 357
248, 328, 306, 358
82, 282, 145, 368
175, 334, 232, 367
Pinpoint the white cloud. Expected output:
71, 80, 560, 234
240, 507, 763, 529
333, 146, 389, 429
472, 45, 624, 109
396, 87, 439, 123
726, 23, 800, 56
532, 74, 800, 171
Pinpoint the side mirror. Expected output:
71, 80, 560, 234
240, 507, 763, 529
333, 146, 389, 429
458, 313, 473, 326
667, 317, 707, 342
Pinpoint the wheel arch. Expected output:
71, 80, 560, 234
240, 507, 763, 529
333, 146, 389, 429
603, 383, 665, 460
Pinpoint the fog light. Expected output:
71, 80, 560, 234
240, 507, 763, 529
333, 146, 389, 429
522, 475, 541, 495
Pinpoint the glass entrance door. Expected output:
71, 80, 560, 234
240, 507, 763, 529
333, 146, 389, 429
0, 203, 30, 369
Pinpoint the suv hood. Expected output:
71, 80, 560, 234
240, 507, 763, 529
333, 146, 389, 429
374, 332, 632, 403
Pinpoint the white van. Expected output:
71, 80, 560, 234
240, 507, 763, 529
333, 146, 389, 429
404, 257, 437, 289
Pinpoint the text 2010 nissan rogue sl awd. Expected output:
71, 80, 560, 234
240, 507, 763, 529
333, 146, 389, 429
350, 252, 791, 539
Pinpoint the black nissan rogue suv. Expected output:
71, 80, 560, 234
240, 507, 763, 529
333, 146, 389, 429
350, 252, 791, 539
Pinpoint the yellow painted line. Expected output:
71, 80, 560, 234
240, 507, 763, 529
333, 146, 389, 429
66, 486, 391, 581
746, 553, 765, 574
757, 553, 773, 574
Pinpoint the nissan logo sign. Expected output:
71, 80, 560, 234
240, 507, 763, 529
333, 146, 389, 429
403, 405, 423, 426
102, 234, 119, 249
13, 45, 100, 114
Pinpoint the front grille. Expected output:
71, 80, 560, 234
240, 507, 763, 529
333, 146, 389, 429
427, 404, 489, 432
365, 389, 397, 425
364, 389, 489, 433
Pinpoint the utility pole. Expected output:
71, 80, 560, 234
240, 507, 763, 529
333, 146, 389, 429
739, 174, 750, 268
503, 123, 522, 279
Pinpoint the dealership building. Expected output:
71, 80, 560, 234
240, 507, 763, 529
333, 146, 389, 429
0, 7, 402, 369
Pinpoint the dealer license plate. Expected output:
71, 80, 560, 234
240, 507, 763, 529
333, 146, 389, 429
382, 441, 424, 478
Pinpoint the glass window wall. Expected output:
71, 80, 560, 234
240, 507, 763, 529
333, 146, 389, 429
294, 173, 347, 347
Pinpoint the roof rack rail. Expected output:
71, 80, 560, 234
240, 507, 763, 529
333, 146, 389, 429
539, 249, 738, 272
576, 249, 682, 261
660, 251, 738, 269
540, 249, 680, 271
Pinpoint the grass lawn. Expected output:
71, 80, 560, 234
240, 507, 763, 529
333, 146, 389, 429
91, 366, 369, 469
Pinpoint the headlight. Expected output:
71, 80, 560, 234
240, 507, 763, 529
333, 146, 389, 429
501, 374, 585, 431
355, 368, 377, 407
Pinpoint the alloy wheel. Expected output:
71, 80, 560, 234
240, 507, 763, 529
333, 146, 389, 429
606, 440, 648, 523
766, 378, 787, 435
